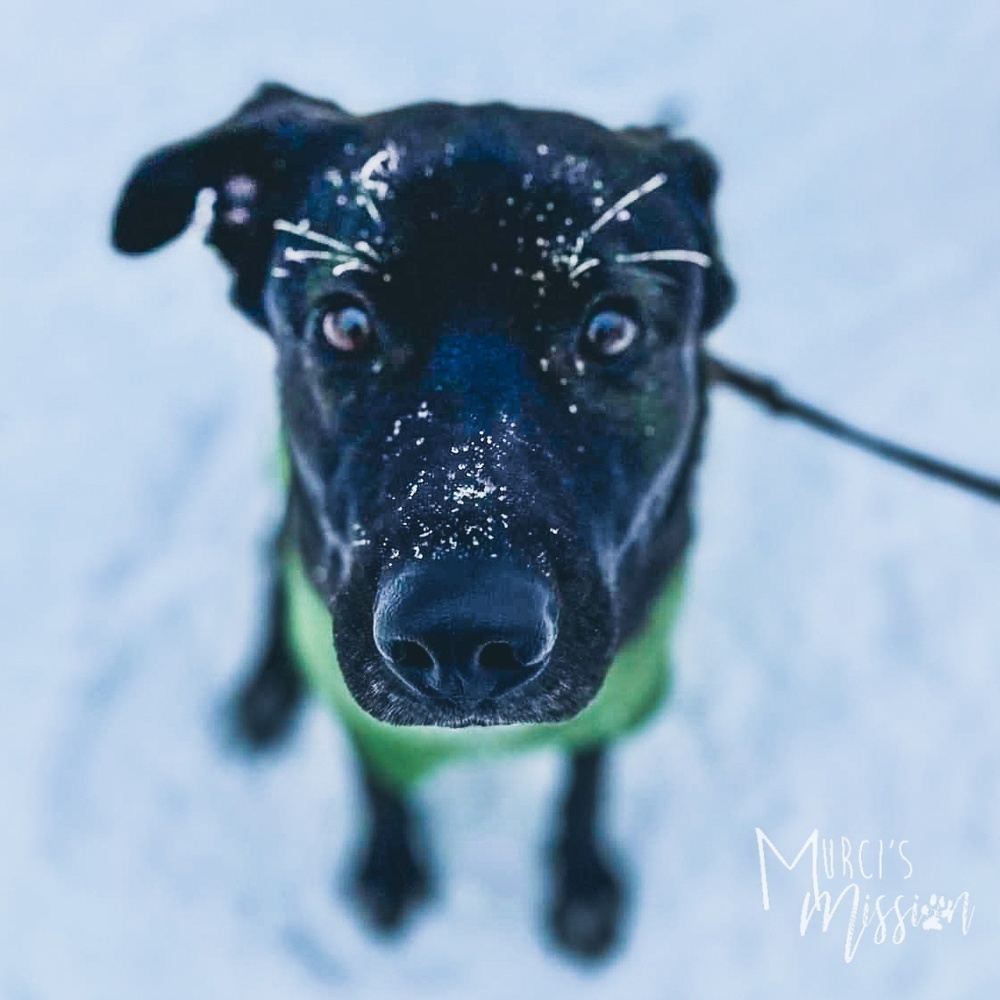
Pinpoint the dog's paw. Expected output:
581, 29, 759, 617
349, 834, 432, 933
547, 842, 627, 961
228, 649, 305, 750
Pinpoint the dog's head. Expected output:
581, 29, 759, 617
114, 84, 734, 727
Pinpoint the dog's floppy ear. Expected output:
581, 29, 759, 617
112, 83, 355, 324
620, 126, 736, 333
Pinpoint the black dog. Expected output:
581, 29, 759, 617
112, 83, 735, 959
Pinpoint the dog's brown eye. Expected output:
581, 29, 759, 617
321, 304, 373, 353
582, 310, 639, 359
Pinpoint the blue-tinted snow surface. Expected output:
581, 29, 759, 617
1, 1, 998, 996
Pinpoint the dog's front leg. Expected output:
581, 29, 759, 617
230, 498, 306, 749
350, 761, 432, 932
548, 747, 627, 959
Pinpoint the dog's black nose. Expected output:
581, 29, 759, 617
373, 561, 558, 703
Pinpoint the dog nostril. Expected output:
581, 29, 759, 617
476, 641, 525, 673
388, 640, 435, 671
373, 560, 558, 702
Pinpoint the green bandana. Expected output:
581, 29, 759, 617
284, 549, 686, 791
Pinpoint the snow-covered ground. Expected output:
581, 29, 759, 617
2, 1, 998, 996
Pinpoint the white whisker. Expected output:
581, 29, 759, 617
273, 218, 311, 236
358, 144, 400, 192
615, 249, 712, 268
352, 143, 400, 227
568, 257, 601, 279
301, 229, 358, 255
332, 259, 376, 276
274, 218, 358, 256
353, 240, 382, 262
284, 248, 335, 263
359, 197, 381, 224
583, 172, 668, 239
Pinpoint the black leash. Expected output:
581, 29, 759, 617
706, 353, 1000, 504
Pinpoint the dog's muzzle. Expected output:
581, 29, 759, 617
373, 559, 558, 705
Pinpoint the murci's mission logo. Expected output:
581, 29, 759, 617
755, 828, 975, 963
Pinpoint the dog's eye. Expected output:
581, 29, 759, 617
321, 303, 373, 353
581, 310, 639, 359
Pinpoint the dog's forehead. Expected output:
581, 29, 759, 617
263, 102, 722, 316
360, 101, 632, 171
278, 103, 696, 294
307, 102, 669, 224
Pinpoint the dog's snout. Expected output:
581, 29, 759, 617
373, 561, 557, 703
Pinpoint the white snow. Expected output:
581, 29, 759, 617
2, 1, 999, 997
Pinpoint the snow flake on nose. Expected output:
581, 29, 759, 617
378, 418, 536, 566
452, 476, 497, 502
385, 403, 434, 444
